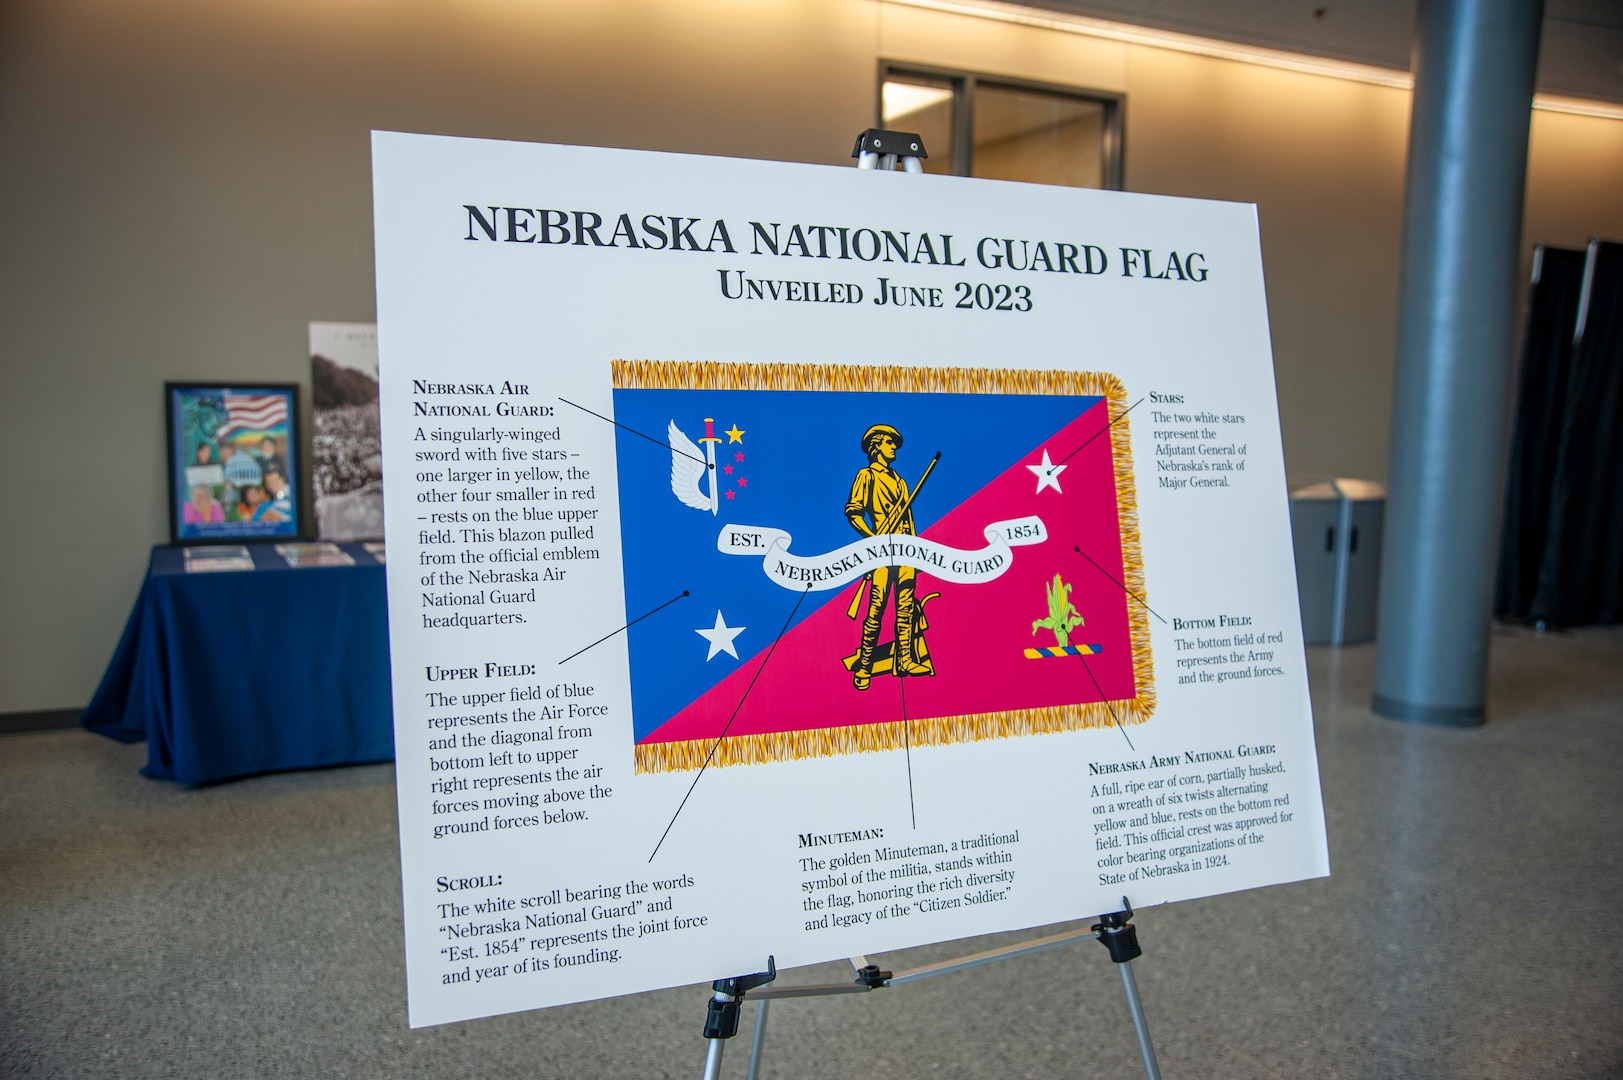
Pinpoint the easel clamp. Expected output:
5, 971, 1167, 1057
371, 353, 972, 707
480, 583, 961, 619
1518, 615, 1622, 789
851, 128, 928, 159
702, 956, 777, 1040
852, 129, 928, 174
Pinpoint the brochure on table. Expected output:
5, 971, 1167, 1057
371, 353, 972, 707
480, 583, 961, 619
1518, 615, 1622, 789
373, 132, 1329, 1028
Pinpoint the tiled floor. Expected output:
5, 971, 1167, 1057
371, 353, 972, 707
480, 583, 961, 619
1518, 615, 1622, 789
3, 625, 1620, 1078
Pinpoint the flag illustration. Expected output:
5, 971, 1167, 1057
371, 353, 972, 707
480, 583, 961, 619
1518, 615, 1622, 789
216, 392, 290, 439
612, 360, 1153, 773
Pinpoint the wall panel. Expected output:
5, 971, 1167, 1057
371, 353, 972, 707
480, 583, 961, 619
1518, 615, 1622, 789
1, 0, 1618, 711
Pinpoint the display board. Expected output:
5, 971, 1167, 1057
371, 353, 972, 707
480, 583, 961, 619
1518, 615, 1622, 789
372, 132, 1329, 1028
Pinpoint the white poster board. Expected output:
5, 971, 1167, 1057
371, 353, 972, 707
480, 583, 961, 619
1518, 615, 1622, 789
372, 132, 1328, 1028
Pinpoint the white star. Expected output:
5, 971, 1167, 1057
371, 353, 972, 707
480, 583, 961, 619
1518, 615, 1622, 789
696, 610, 746, 661
1028, 449, 1066, 494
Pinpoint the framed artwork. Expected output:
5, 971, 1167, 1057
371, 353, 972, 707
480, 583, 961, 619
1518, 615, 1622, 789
165, 382, 302, 545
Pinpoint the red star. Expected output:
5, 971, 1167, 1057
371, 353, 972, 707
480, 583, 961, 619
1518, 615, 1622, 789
723, 465, 734, 475
734, 451, 745, 462
725, 489, 736, 500
737, 478, 748, 488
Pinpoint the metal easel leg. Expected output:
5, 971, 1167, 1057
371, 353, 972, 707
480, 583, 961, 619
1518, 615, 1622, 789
1116, 960, 1161, 1080
744, 999, 770, 1080
701, 1016, 729, 1080
1094, 903, 1161, 1080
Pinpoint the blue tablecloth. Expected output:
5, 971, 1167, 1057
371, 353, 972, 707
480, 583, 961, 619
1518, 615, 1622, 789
83, 544, 394, 784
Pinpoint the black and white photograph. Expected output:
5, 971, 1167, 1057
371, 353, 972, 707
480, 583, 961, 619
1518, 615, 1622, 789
310, 322, 383, 542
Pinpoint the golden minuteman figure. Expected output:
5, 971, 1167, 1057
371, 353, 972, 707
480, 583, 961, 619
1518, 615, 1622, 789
845, 424, 935, 689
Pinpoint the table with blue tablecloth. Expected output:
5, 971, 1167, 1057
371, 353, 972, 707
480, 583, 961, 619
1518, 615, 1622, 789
83, 543, 394, 784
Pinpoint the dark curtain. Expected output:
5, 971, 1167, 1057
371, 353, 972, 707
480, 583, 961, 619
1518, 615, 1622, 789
1531, 241, 1623, 626
1493, 246, 1587, 619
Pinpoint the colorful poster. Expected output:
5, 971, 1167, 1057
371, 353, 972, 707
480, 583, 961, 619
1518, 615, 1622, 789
373, 133, 1329, 1028
165, 383, 301, 544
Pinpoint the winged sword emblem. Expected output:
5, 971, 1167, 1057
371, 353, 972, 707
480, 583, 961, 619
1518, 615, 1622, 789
668, 418, 720, 514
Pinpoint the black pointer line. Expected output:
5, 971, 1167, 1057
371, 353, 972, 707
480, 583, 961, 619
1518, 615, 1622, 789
558, 591, 690, 665
1073, 546, 1168, 625
557, 396, 708, 467
899, 678, 917, 830
1051, 397, 1144, 471
648, 585, 812, 863
1076, 653, 1137, 752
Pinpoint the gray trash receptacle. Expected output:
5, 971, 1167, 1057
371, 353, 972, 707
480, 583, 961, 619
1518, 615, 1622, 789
1289, 480, 1339, 644
1288, 478, 1385, 645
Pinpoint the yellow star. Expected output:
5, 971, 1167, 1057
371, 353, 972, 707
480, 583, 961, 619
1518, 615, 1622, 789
725, 424, 745, 443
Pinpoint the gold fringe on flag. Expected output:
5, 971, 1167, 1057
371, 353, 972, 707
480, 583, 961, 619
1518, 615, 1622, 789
613, 358, 1124, 398
613, 359, 1155, 774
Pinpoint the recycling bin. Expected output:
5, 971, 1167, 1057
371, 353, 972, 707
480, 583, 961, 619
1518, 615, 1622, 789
1288, 478, 1385, 645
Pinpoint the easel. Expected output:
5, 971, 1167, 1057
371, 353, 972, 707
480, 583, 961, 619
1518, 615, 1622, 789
699, 900, 1160, 1080
693, 131, 1164, 1080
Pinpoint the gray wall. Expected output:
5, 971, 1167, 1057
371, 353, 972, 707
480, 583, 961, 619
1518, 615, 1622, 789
2, 0, 1620, 712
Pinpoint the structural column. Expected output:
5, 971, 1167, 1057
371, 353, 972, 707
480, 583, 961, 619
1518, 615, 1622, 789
1373, 0, 1544, 724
